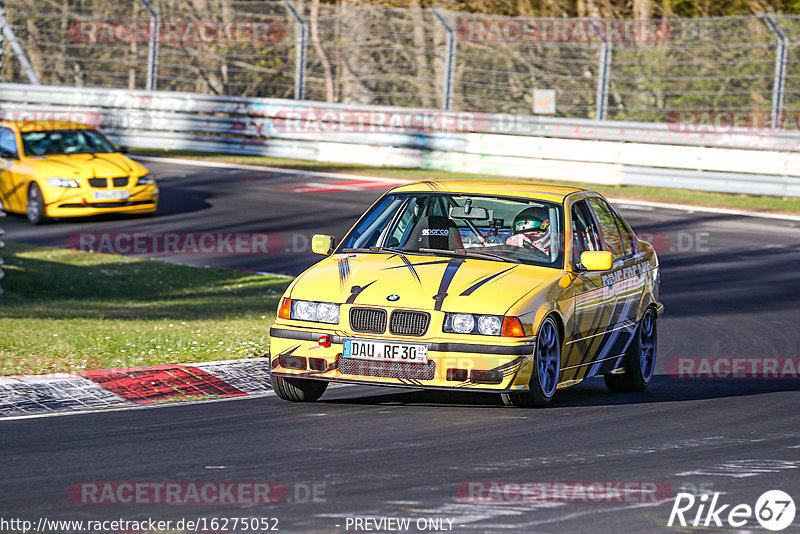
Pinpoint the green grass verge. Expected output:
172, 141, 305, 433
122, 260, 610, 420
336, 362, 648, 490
133, 148, 800, 215
0, 241, 290, 376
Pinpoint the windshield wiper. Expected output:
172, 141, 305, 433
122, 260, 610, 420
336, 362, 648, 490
418, 248, 520, 264
340, 246, 399, 254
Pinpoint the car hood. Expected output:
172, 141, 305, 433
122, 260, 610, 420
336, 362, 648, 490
26, 153, 146, 178
289, 252, 562, 315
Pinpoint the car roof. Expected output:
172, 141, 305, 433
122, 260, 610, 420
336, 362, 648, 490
1, 120, 96, 132
390, 179, 587, 203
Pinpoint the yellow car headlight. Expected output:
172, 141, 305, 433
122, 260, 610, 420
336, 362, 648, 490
136, 174, 155, 185
287, 299, 340, 324
444, 313, 524, 337
47, 177, 80, 188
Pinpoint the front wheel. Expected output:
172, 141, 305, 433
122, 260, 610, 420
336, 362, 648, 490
271, 375, 328, 402
501, 316, 561, 408
605, 307, 657, 392
26, 183, 47, 225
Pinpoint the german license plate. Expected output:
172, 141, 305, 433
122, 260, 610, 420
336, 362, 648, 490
343, 339, 428, 364
94, 190, 129, 200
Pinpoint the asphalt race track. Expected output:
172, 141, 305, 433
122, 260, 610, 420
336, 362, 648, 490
1, 158, 799, 533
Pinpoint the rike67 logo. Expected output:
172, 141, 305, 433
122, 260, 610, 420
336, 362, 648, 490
668, 490, 796, 531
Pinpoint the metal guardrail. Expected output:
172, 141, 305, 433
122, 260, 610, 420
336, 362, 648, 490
2, 83, 800, 197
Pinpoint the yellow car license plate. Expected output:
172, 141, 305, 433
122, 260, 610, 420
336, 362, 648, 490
343, 339, 428, 364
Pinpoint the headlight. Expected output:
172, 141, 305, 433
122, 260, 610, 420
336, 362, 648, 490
290, 300, 339, 324
478, 315, 502, 336
444, 313, 511, 336
137, 174, 155, 185
47, 177, 80, 188
316, 302, 340, 323
451, 313, 475, 334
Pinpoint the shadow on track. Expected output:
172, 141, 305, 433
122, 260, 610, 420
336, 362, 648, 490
318, 375, 799, 409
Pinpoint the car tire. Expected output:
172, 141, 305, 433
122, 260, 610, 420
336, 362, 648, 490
271, 375, 328, 402
26, 183, 47, 225
501, 316, 561, 408
604, 307, 657, 393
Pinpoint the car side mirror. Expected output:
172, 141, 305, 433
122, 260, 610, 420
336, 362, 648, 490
577, 251, 613, 271
0, 149, 16, 159
312, 234, 335, 256
117, 146, 129, 154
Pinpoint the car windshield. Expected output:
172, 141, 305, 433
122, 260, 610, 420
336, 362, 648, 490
339, 192, 565, 268
20, 129, 117, 156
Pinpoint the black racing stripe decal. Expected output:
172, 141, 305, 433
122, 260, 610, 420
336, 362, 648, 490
399, 255, 422, 286
459, 266, 517, 297
337, 257, 351, 290
270, 344, 301, 368
433, 258, 466, 311
489, 354, 529, 374
346, 280, 377, 304
383, 259, 451, 271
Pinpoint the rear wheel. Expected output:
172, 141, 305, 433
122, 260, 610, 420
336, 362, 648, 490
501, 316, 561, 408
605, 307, 657, 392
26, 183, 46, 225
272, 375, 328, 402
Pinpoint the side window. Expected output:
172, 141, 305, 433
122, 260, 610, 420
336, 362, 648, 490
571, 200, 602, 265
0, 128, 18, 157
610, 206, 638, 256
587, 197, 624, 259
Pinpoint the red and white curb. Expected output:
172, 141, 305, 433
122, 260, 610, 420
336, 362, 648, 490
0, 358, 273, 417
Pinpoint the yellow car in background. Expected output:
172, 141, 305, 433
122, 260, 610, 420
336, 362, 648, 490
0, 120, 157, 224
269, 180, 663, 407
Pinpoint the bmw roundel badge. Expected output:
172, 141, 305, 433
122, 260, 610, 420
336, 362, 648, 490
387, 294, 400, 302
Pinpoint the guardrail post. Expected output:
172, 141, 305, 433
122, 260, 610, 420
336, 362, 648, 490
138, 0, 160, 91
0, 6, 40, 84
431, 8, 456, 110
284, 1, 308, 101
593, 20, 612, 121
763, 13, 787, 129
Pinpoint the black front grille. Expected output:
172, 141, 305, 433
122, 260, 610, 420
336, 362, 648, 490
89, 178, 107, 188
389, 310, 430, 336
112, 176, 128, 187
349, 307, 386, 333
339, 358, 436, 380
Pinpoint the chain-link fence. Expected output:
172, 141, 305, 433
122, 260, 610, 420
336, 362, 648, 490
1, 1, 799, 122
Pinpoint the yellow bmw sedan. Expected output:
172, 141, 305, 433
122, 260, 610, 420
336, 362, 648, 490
269, 180, 664, 407
0, 120, 157, 224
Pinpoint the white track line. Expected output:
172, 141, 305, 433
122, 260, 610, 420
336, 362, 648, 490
133, 155, 800, 222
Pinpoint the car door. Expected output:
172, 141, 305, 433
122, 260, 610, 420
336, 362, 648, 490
581, 197, 639, 372
562, 198, 623, 377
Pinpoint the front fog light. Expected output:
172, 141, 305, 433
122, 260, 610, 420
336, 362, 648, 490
316, 303, 340, 324
478, 315, 502, 336
452, 313, 475, 334
292, 300, 317, 321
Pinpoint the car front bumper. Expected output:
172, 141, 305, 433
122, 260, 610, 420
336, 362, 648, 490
268, 325, 537, 393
